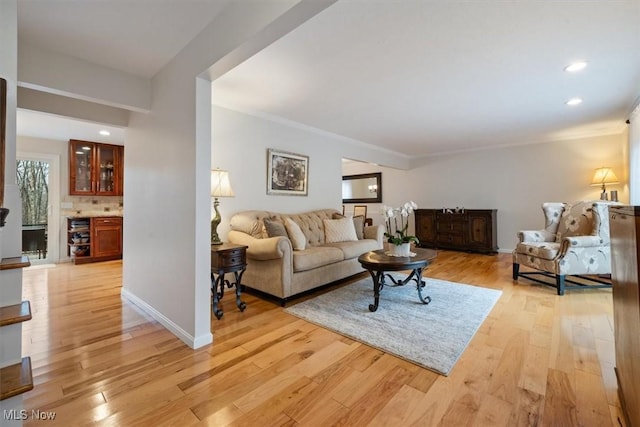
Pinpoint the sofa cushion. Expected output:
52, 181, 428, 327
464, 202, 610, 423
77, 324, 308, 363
264, 217, 287, 238
556, 202, 593, 241
325, 239, 381, 260
285, 217, 306, 250
324, 217, 358, 243
292, 246, 344, 272
515, 241, 560, 260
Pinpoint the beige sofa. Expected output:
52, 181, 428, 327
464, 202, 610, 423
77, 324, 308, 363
228, 209, 384, 302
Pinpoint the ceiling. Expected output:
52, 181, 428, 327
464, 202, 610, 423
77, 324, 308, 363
16, 1, 640, 157
17, 0, 230, 78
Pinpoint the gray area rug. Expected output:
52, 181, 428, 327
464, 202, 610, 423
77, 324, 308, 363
285, 274, 502, 376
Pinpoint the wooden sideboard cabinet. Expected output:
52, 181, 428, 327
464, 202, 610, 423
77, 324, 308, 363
609, 205, 640, 427
69, 140, 124, 196
415, 209, 498, 254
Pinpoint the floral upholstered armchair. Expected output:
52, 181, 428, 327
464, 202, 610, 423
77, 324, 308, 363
512, 201, 616, 295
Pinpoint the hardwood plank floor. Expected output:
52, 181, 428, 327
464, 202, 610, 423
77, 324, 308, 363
17, 251, 628, 426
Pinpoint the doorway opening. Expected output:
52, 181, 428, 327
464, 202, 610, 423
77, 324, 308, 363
17, 153, 60, 264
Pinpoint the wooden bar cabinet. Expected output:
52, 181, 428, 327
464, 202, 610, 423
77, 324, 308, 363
609, 205, 640, 427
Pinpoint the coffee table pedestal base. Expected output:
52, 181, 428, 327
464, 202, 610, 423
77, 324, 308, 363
367, 268, 431, 312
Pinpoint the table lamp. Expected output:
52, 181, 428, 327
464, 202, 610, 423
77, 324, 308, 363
591, 167, 619, 200
211, 168, 234, 245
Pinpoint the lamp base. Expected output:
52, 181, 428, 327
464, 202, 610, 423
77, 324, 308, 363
600, 191, 608, 201
211, 199, 222, 245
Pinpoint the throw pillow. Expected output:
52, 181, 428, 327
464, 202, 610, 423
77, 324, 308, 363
324, 217, 358, 243
352, 215, 365, 240
263, 217, 288, 238
284, 217, 306, 250
332, 213, 365, 240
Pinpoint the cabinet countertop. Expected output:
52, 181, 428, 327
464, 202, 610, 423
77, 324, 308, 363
65, 212, 123, 218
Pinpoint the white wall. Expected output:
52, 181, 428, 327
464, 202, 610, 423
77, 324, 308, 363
122, 1, 329, 349
407, 134, 627, 251
18, 42, 151, 112
0, 0, 26, 422
212, 106, 342, 233
211, 106, 412, 239
212, 106, 627, 253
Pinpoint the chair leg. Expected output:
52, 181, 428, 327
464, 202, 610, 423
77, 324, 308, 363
556, 275, 565, 296
512, 263, 520, 280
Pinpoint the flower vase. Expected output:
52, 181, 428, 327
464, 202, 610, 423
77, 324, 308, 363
391, 242, 411, 256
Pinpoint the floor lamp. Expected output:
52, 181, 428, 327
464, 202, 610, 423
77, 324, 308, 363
211, 169, 234, 245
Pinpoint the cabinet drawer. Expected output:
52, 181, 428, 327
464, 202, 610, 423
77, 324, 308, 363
94, 217, 122, 227
437, 233, 466, 246
212, 249, 246, 269
437, 220, 466, 233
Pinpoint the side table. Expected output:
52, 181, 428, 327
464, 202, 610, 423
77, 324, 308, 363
211, 243, 248, 319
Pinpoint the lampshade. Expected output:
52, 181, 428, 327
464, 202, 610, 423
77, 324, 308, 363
591, 167, 620, 186
211, 169, 234, 198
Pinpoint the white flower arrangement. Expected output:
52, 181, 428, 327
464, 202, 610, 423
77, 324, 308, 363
381, 201, 419, 245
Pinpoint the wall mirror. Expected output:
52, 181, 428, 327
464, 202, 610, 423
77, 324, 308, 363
342, 172, 382, 203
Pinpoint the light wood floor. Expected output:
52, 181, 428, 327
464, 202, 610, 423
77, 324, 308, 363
19, 251, 628, 426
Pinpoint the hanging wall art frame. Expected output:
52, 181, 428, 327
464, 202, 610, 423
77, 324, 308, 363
267, 148, 308, 196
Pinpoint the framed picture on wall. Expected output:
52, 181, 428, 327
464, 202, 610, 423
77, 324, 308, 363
267, 148, 308, 196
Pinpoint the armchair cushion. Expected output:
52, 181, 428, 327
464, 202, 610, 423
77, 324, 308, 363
515, 242, 560, 260
556, 202, 593, 241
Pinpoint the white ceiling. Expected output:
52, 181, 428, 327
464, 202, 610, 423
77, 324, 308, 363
17, 0, 230, 78
15, 1, 640, 157
17, 110, 125, 145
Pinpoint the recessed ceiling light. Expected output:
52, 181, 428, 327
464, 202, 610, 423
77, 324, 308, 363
99, 130, 111, 136
566, 97, 583, 106
82, 146, 91, 150
564, 61, 588, 72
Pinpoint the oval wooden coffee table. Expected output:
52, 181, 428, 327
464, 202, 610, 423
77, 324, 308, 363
358, 247, 437, 312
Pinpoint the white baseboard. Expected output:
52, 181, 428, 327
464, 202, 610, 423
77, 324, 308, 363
120, 288, 213, 349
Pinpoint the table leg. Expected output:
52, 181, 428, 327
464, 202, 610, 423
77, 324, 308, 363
211, 272, 224, 320
414, 267, 431, 305
368, 270, 384, 312
232, 270, 247, 311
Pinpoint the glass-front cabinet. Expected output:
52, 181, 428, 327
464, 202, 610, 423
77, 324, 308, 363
70, 140, 94, 195
96, 144, 117, 194
69, 140, 123, 196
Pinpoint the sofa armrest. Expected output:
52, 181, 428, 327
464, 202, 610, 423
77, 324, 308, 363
517, 229, 556, 243
364, 224, 385, 247
227, 230, 292, 261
